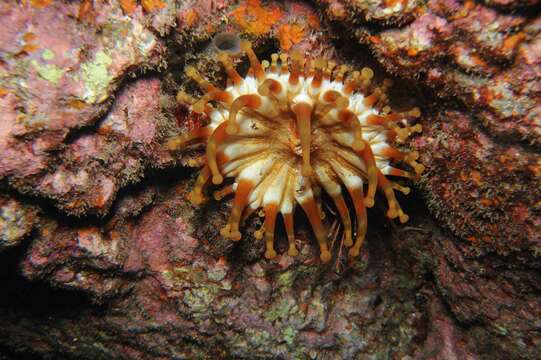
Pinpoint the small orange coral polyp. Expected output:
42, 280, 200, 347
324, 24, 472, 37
169, 41, 423, 263
231, 0, 283, 35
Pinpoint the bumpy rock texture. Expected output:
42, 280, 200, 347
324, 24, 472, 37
0, 0, 168, 216
1, 0, 540, 359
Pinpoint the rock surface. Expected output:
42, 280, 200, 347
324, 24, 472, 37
0, 0, 167, 215
0, 0, 540, 359
320, 0, 541, 146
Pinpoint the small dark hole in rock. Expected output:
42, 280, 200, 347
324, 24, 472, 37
212, 32, 241, 54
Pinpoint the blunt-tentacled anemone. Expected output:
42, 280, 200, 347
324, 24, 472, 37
168, 40, 423, 263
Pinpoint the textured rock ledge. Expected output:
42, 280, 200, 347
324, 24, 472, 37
0, 0, 540, 359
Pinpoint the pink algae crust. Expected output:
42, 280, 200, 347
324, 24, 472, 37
0, 0, 539, 359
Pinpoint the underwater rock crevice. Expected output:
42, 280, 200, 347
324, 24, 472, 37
0, 0, 540, 358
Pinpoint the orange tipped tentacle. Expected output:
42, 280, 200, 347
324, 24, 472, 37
188, 165, 211, 205
411, 124, 423, 134
363, 88, 383, 106
192, 89, 233, 113
279, 53, 289, 74
359, 144, 378, 208
263, 203, 279, 259
359, 67, 374, 92
298, 194, 331, 263
389, 124, 409, 142
383, 108, 422, 142
404, 152, 425, 175
386, 113, 411, 123
220, 179, 254, 241
227, 94, 262, 135
220, 150, 271, 179
346, 186, 367, 259
343, 71, 360, 95
281, 173, 298, 257
322, 90, 341, 103
292, 102, 314, 177
333, 64, 348, 83
391, 123, 423, 142
216, 150, 229, 167
366, 114, 390, 127
324, 60, 336, 81
323, 91, 350, 109
385, 166, 415, 179
332, 193, 353, 247
177, 90, 211, 116
217, 52, 243, 86
404, 151, 425, 174
185, 66, 219, 93
258, 79, 285, 112
240, 40, 265, 81
392, 182, 411, 195
315, 91, 349, 120
176, 90, 197, 105
258, 78, 283, 97
379, 146, 406, 161
409, 107, 421, 118
387, 107, 421, 122
269, 53, 279, 73
166, 126, 211, 150
386, 112, 405, 122
255, 164, 288, 257
283, 212, 298, 256
377, 149, 423, 178
338, 110, 365, 151
207, 122, 231, 185
384, 129, 398, 143
377, 171, 408, 223
210, 89, 233, 104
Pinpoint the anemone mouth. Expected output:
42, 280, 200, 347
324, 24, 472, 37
168, 41, 423, 263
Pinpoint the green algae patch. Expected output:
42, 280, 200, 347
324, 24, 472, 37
282, 326, 297, 346
41, 49, 55, 61
183, 287, 216, 313
306, 293, 326, 331
277, 270, 295, 289
207, 266, 227, 282
245, 328, 272, 347
81, 51, 113, 104
31, 59, 64, 85
265, 296, 299, 323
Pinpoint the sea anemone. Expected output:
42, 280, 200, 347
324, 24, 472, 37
168, 40, 423, 263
